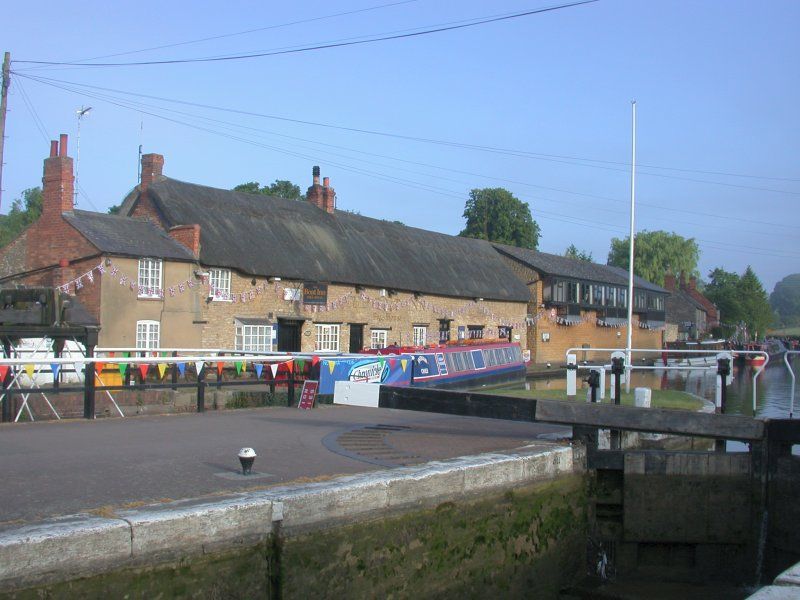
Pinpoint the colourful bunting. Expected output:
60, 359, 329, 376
400, 359, 408, 372
95, 362, 105, 374
254, 363, 263, 378
296, 359, 305, 372
389, 358, 397, 369
177, 362, 186, 377
285, 360, 294, 373
235, 361, 243, 375
194, 361, 204, 376
269, 363, 279, 378
0, 365, 8, 381
327, 361, 335, 375
139, 364, 149, 379
24, 364, 35, 378
311, 356, 320, 367
118, 362, 128, 377
216, 362, 224, 375
50, 363, 60, 378
157, 363, 168, 379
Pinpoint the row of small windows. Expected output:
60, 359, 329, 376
443, 345, 522, 373
137, 259, 231, 299
543, 279, 664, 311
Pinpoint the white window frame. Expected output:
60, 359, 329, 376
136, 320, 160, 349
413, 326, 427, 347
370, 329, 388, 349
315, 324, 340, 352
137, 258, 162, 298
209, 268, 232, 301
235, 321, 273, 353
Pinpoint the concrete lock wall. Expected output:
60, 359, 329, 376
0, 445, 586, 598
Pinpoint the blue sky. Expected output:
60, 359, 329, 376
3, 0, 798, 293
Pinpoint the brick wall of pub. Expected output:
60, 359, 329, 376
197, 272, 528, 353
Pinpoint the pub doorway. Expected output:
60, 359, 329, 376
277, 319, 303, 352
349, 324, 364, 353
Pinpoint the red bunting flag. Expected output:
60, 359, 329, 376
138, 363, 149, 379
311, 355, 320, 367
217, 362, 225, 375
95, 362, 105, 374
285, 360, 294, 373
0, 365, 8, 381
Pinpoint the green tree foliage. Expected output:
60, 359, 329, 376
607, 230, 699, 287
705, 266, 775, 339
233, 180, 305, 201
459, 188, 540, 249
0, 187, 42, 248
565, 244, 593, 262
770, 274, 800, 327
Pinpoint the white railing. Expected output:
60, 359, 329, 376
565, 346, 769, 415
785, 351, 799, 418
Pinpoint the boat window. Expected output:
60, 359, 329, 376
493, 348, 505, 365
472, 350, 486, 369
453, 352, 466, 372
463, 351, 475, 371
504, 347, 513, 363
512, 346, 522, 361
483, 349, 495, 367
445, 352, 456, 374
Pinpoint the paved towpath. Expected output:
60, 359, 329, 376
0, 405, 569, 524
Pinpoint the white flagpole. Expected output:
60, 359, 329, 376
625, 100, 637, 387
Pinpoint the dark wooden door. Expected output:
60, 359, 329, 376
277, 320, 302, 352
349, 324, 364, 353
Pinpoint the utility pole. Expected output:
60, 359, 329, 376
0, 52, 11, 212
625, 100, 637, 391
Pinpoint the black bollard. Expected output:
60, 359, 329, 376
585, 369, 600, 403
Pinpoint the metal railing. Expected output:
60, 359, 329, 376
785, 351, 799, 418
564, 346, 769, 415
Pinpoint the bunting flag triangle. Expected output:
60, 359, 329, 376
311, 355, 320, 367
139, 363, 149, 379
378, 356, 385, 367
327, 360, 335, 375
254, 363, 263, 378
194, 361, 204, 376
123, 351, 130, 358
216, 362, 225, 375
108, 351, 115, 358
0, 364, 9, 381
389, 358, 397, 369
94, 362, 105, 375
51, 363, 61, 378
241, 359, 247, 373
24, 364, 35, 378
157, 363, 168, 379
177, 362, 186, 377
400, 359, 408, 372
118, 362, 128, 377
285, 360, 294, 373
296, 359, 305, 372
270, 363, 279, 378
235, 361, 243, 375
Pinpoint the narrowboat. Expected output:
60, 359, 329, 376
318, 340, 526, 395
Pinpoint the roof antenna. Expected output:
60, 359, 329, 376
75, 106, 92, 206
137, 118, 143, 183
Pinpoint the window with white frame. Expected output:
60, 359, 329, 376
136, 320, 160, 349
413, 326, 427, 347
137, 258, 162, 298
209, 268, 231, 300
235, 320, 273, 352
315, 324, 340, 351
370, 329, 388, 349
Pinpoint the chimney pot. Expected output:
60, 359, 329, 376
50, 140, 58, 158
59, 134, 68, 157
323, 176, 329, 188
312, 165, 320, 186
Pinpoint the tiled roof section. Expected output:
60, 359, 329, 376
143, 178, 531, 302
63, 210, 195, 261
494, 243, 667, 294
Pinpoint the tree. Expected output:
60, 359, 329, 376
0, 187, 42, 248
607, 230, 699, 287
565, 244, 593, 262
459, 188, 540, 250
705, 266, 774, 339
233, 180, 305, 201
770, 273, 800, 327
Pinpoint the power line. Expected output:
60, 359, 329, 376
16, 72, 800, 194
17, 70, 800, 239
14, 1, 598, 66
14, 78, 50, 143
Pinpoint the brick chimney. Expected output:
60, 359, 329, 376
663, 270, 676, 291
306, 166, 335, 214
42, 134, 74, 219
679, 271, 687, 290
688, 276, 697, 290
140, 153, 164, 192
169, 224, 201, 258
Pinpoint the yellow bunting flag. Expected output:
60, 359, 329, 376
24, 364, 35, 378
400, 359, 408, 372
327, 360, 335, 375
157, 363, 167, 379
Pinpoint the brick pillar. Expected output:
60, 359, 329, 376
322, 176, 336, 214
169, 224, 201, 258
41, 134, 74, 220
141, 153, 164, 191
664, 272, 676, 291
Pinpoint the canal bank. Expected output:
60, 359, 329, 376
0, 445, 586, 597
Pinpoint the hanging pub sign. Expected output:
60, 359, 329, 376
303, 283, 328, 305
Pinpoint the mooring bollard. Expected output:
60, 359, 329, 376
238, 447, 256, 475
585, 369, 600, 403
715, 352, 732, 453
610, 352, 625, 450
